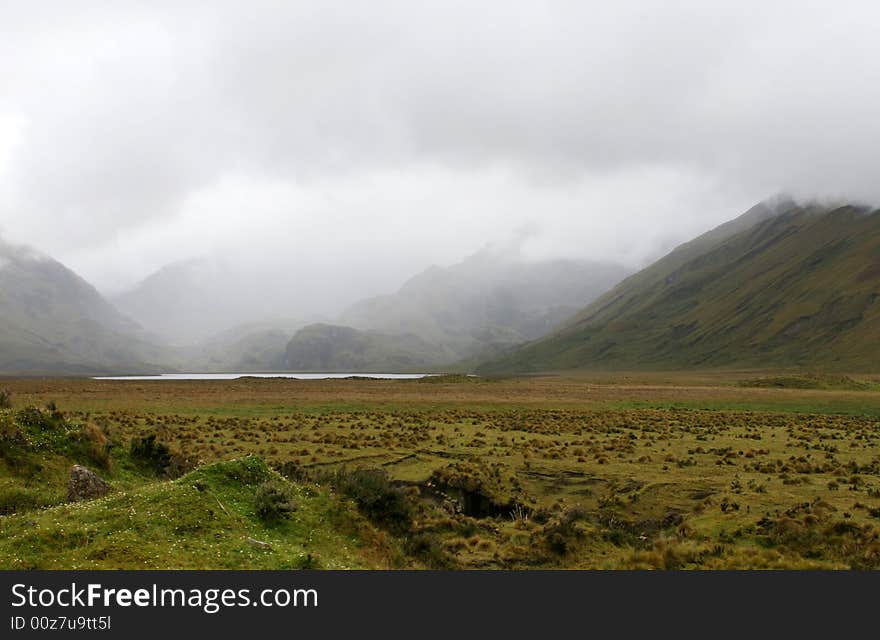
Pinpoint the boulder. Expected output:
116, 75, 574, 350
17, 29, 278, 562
67, 465, 110, 502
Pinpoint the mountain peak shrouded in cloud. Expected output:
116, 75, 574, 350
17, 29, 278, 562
0, 235, 48, 265
0, 234, 167, 373
339, 248, 631, 366
111, 256, 315, 346
0, 2, 879, 300
478, 199, 880, 374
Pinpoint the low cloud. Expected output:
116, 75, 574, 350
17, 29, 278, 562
0, 1, 877, 309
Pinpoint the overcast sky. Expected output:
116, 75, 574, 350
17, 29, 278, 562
0, 1, 878, 313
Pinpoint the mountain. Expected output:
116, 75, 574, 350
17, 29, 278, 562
477, 199, 880, 374
112, 250, 628, 371
285, 323, 452, 372
339, 250, 631, 362
112, 258, 243, 345
0, 238, 167, 374
183, 319, 311, 371
113, 257, 328, 348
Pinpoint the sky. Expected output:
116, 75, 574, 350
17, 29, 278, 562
0, 1, 878, 314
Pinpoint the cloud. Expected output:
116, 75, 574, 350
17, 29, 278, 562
0, 1, 877, 305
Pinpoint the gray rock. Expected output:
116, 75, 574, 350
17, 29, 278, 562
67, 465, 110, 502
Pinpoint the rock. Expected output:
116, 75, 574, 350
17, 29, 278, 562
67, 465, 110, 502
246, 537, 273, 549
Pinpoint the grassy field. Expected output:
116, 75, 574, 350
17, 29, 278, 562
1, 373, 879, 569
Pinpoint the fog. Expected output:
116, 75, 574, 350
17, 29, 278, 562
1, 1, 878, 315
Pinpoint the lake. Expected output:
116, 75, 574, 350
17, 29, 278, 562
92, 372, 434, 381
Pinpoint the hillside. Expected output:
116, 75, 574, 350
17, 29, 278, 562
0, 238, 168, 374
0, 457, 393, 569
112, 258, 242, 345
478, 200, 880, 373
340, 250, 630, 362
183, 320, 312, 372
0, 403, 392, 568
285, 323, 452, 372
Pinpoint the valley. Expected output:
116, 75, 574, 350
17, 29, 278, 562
2, 374, 879, 569
2, 199, 880, 570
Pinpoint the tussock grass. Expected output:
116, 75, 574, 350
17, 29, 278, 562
2, 375, 880, 568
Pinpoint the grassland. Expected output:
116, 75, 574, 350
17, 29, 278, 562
1, 373, 880, 569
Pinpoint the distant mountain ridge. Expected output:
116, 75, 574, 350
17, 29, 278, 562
339, 250, 631, 363
112, 258, 242, 345
183, 319, 313, 372
277, 251, 630, 373
0, 237, 167, 374
22, 196, 877, 378
285, 323, 452, 372
478, 199, 880, 373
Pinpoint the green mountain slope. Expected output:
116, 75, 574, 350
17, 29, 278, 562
0, 239, 168, 374
478, 200, 880, 373
285, 323, 453, 372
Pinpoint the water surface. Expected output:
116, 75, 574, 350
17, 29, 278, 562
93, 372, 433, 381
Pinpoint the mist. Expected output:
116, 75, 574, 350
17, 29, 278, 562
1, 1, 878, 318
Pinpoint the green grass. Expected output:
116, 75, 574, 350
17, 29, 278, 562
2, 377, 880, 569
0, 403, 398, 569
0, 457, 391, 569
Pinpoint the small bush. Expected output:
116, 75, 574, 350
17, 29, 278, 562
0, 389, 11, 409
276, 460, 310, 482
129, 434, 193, 477
405, 532, 454, 569
0, 412, 25, 444
15, 406, 62, 433
543, 508, 587, 555
255, 480, 297, 521
7, 406, 67, 452
331, 468, 413, 531
75, 423, 111, 470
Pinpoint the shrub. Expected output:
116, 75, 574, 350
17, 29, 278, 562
405, 532, 454, 569
130, 434, 171, 472
331, 468, 413, 531
8, 406, 67, 452
0, 412, 24, 444
0, 389, 11, 409
15, 406, 62, 432
543, 507, 587, 555
255, 480, 297, 521
276, 460, 310, 482
75, 423, 111, 470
